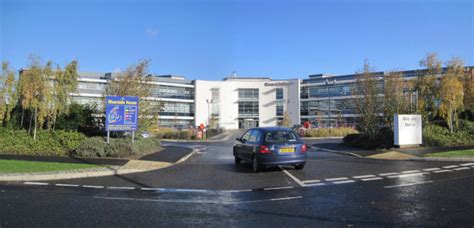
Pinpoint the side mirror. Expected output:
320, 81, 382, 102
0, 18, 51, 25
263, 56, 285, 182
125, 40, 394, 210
236, 137, 241, 142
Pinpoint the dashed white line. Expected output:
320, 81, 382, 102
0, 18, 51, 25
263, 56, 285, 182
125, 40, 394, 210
82, 185, 104, 189
378, 172, 399, 176
302, 180, 321, 184
387, 173, 425, 179
460, 163, 474, 167
422, 168, 441, 171
353, 175, 376, 179
107, 186, 136, 190
361, 177, 383, 181
325, 177, 349, 181
270, 196, 303, 201
304, 183, 326, 187
221, 189, 252, 193
401, 170, 420, 174
434, 169, 453, 173
333, 180, 356, 184
453, 167, 470, 171
263, 186, 294, 191
55, 183, 79, 187
140, 188, 166, 191
24, 182, 49, 186
443, 165, 459, 169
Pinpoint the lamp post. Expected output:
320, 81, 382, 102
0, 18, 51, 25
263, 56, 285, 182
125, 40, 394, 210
325, 79, 336, 128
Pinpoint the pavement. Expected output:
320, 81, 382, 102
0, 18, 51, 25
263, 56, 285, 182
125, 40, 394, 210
1, 131, 474, 226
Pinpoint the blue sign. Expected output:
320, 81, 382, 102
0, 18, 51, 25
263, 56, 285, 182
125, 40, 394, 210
105, 96, 139, 131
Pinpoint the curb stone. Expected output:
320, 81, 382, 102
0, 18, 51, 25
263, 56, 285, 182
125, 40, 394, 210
0, 147, 195, 182
409, 157, 474, 162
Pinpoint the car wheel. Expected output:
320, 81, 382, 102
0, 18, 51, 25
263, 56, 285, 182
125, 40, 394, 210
234, 156, 241, 164
252, 156, 260, 172
295, 163, 305, 170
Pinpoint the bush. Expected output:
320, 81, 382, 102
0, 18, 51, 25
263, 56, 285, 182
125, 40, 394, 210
73, 136, 161, 158
0, 128, 86, 156
343, 127, 393, 149
304, 127, 358, 137
423, 123, 474, 147
155, 128, 194, 140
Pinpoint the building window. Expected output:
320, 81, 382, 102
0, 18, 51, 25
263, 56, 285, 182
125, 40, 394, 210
238, 101, 259, 117
276, 88, 283, 100
238, 89, 259, 101
276, 100, 284, 116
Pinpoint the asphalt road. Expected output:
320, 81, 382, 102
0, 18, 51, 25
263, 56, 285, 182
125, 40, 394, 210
1, 131, 474, 227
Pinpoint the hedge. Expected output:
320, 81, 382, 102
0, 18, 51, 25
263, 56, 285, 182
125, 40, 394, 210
73, 137, 161, 158
0, 128, 86, 156
304, 127, 358, 137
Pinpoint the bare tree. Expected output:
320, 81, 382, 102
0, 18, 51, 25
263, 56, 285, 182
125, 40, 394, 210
383, 71, 410, 129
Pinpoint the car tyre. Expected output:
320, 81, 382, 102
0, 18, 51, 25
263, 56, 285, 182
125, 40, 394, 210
234, 156, 241, 164
252, 156, 261, 172
295, 163, 305, 170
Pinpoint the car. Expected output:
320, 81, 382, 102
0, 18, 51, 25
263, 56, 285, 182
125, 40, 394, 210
233, 127, 308, 172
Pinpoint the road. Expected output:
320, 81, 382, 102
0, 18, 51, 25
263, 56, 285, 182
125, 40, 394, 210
1, 131, 474, 227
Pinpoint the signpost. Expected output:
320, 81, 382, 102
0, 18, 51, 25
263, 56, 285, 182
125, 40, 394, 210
394, 114, 422, 147
105, 96, 139, 144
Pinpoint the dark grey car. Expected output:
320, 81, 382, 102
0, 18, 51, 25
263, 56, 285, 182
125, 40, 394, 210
233, 127, 307, 172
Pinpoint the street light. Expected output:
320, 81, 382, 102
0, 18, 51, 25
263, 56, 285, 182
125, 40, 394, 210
325, 79, 336, 128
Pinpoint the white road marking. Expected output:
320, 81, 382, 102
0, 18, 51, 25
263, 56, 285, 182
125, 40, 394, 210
280, 168, 305, 187
434, 169, 453, 173
333, 180, 355, 184
443, 165, 459, 169
140, 188, 166, 191
24, 182, 49, 186
95, 195, 302, 204
422, 168, 441, 171
325, 177, 349, 181
82, 185, 104, 189
55, 183, 79, 187
302, 180, 321, 184
460, 163, 474, 166
173, 189, 209, 193
378, 172, 399, 176
401, 170, 420, 174
453, 167, 470, 171
384, 181, 433, 188
304, 183, 326, 187
270, 196, 303, 201
107, 186, 136, 190
353, 175, 376, 179
263, 186, 294, 191
361, 177, 383, 181
221, 189, 252, 193
387, 173, 425, 179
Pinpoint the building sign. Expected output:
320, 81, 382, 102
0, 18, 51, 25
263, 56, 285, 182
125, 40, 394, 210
394, 114, 422, 146
264, 82, 294, 87
106, 96, 139, 131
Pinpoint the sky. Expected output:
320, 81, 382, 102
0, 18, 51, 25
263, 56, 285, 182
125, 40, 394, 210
1, 0, 473, 80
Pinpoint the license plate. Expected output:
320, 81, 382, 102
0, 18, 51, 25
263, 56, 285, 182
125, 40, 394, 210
279, 147, 295, 153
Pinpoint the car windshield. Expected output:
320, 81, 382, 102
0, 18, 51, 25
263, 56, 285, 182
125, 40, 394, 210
265, 131, 298, 143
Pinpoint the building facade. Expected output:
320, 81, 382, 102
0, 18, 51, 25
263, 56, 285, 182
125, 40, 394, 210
73, 66, 473, 130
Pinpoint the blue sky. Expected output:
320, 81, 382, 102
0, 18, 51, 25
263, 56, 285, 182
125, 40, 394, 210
1, 0, 473, 80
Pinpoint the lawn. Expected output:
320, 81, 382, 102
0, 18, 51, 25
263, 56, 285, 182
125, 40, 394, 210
0, 159, 100, 173
424, 149, 474, 158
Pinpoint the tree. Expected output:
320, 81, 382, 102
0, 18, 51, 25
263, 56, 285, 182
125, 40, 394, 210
49, 60, 79, 129
0, 61, 17, 125
105, 60, 159, 132
438, 59, 465, 132
383, 71, 410, 129
416, 52, 442, 122
352, 60, 383, 141
18, 56, 52, 140
281, 111, 292, 127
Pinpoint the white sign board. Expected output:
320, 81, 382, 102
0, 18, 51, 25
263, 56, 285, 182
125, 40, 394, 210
394, 114, 422, 146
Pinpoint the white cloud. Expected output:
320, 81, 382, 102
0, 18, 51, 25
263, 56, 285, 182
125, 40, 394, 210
146, 28, 158, 38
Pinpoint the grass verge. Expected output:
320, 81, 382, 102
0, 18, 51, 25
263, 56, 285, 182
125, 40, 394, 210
0, 159, 100, 173
424, 149, 474, 158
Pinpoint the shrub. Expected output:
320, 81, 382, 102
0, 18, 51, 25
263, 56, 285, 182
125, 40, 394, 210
73, 136, 161, 158
0, 129, 86, 156
343, 127, 393, 149
304, 127, 358, 137
74, 137, 108, 157
156, 129, 194, 140
423, 124, 474, 147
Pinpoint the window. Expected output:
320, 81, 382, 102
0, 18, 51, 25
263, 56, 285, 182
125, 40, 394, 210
276, 100, 284, 116
249, 130, 261, 143
265, 131, 298, 143
276, 88, 283, 99
238, 89, 259, 100
238, 101, 259, 116
241, 130, 252, 142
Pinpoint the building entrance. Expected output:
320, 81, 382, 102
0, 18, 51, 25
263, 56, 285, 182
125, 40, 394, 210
239, 118, 259, 129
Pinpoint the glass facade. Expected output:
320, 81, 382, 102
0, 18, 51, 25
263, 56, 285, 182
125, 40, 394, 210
158, 102, 194, 117
152, 85, 194, 100
238, 89, 259, 117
